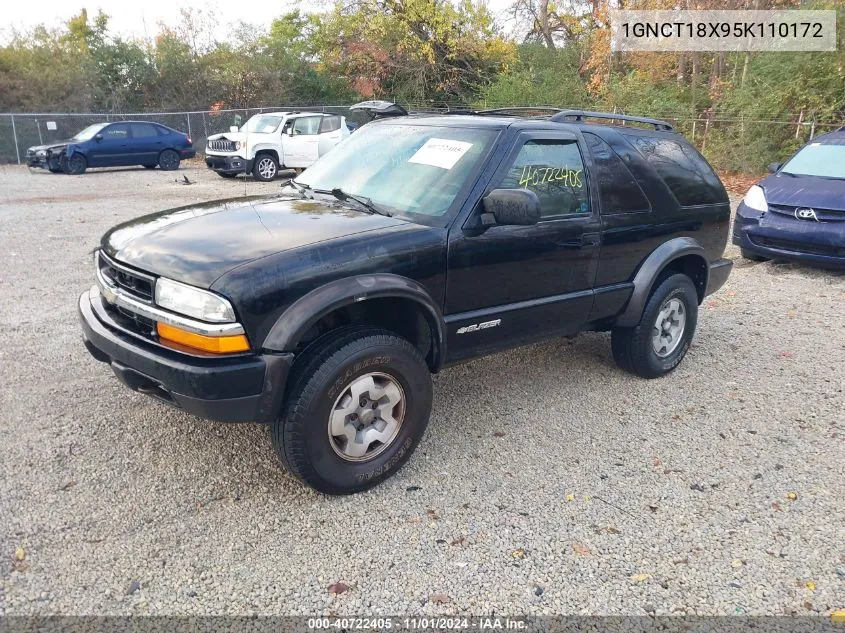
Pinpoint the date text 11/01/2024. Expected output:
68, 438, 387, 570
307, 617, 527, 630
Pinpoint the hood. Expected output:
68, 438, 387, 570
760, 173, 845, 212
207, 131, 273, 144
101, 195, 406, 287
28, 141, 71, 152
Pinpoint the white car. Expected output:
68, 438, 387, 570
205, 111, 350, 181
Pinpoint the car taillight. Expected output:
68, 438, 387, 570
186, 135, 192, 145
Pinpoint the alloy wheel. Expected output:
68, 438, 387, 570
327, 372, 406, 462
651, 297, 686, 358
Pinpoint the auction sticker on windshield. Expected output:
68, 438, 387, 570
408, 138, 473, 169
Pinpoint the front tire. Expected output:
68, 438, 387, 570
61, 153, 87, 175
158, 149, 180, 171
611, 273, 699, 379
272, 327, 433, 494
253, 154, 278, 181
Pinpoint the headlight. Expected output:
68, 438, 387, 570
743, 185, 768, 213
36, 150, 47, 157
154, 278, 236, 323
234, 141, 242, 150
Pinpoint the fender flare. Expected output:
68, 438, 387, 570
249, 144, 281, 163
262, 274, 446, 370
615, 237, 709, 327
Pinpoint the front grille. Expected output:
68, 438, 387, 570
751, 236, 845, 258
97, 251, 155, 303
768, 204, 845, 223
207, 139, 237, 152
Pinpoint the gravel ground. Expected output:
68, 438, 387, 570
1, 163, 843, 616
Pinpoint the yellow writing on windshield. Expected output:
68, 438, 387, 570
518, 165, 583, 189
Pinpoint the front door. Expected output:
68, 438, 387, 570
283, 116, 322, 168
88, 123, 132, 167
445, 130, 601, 362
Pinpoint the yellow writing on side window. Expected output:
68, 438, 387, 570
519, 165, 584, 189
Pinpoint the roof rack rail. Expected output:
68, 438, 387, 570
476, 107, 564, 116
550, 110, 674, 131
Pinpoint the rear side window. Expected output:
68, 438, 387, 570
498, 139, 590, 218
627, 134, 724, 206
131, 123, 160, 138
584, 133, 650, 214
319, 116, 341, 133
292, 117, 321, 135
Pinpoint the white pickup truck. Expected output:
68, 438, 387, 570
205, 111, 350, 181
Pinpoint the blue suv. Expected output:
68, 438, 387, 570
26, 121, 196, 175
733, 128, 845, 269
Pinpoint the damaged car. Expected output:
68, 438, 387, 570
205, 111, 349, 181
26, 121, 195, 175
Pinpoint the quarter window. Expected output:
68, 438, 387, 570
627, 134, 725, 206
584, 133, 650, 214
498, 139, 589, 218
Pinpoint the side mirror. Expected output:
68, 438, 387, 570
229, 126, 239, 133
94, 134, 103, 141
768, 162, 782, 174
286, 128, 294, 136
481, 189, 541, 226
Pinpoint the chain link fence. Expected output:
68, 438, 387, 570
1, 105, 841, 173
0, 106, 355, 166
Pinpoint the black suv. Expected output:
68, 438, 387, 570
78, 109, 732, 494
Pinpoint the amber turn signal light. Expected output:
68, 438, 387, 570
156, 322, 250, 354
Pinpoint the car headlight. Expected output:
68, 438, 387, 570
743, 185, 768, 213
154, 278, 236, 323
234, 141, 242, 150
36, 150, 47, 157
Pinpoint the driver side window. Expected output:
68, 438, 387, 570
498, 140, 589, 218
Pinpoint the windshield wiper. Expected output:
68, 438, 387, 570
282, 179, 312, 198
326, 188, 392, 217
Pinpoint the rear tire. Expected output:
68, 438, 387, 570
741, 249, 768, 262
272, 326, 433, 494
611, 273, 699, 379
158, 149, 180, 171
61, 153, 87, 175
252, 153, 278, 181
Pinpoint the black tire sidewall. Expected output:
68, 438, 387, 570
285, 339, 432, 493
640, 275, 698, 375
158, 150, 180, 170
64, 153, 86, 175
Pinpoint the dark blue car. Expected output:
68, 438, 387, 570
733, 128, 845, 269
25, 121, 196, 175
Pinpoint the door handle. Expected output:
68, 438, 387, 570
555, 233, 601, 249
581, 233, 600, 247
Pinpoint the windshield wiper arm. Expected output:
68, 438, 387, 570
281, 179, 312, 198
327, 188, 392, 217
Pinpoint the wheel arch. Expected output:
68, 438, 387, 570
250, 146, 280, 163
615, 237, 709, 327
262, 274, 446, 372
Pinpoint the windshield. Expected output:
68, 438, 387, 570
296, 123, 497, 218
781, 141, 845, 179
73, 123, 108, 141
242, 115, 283, 134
